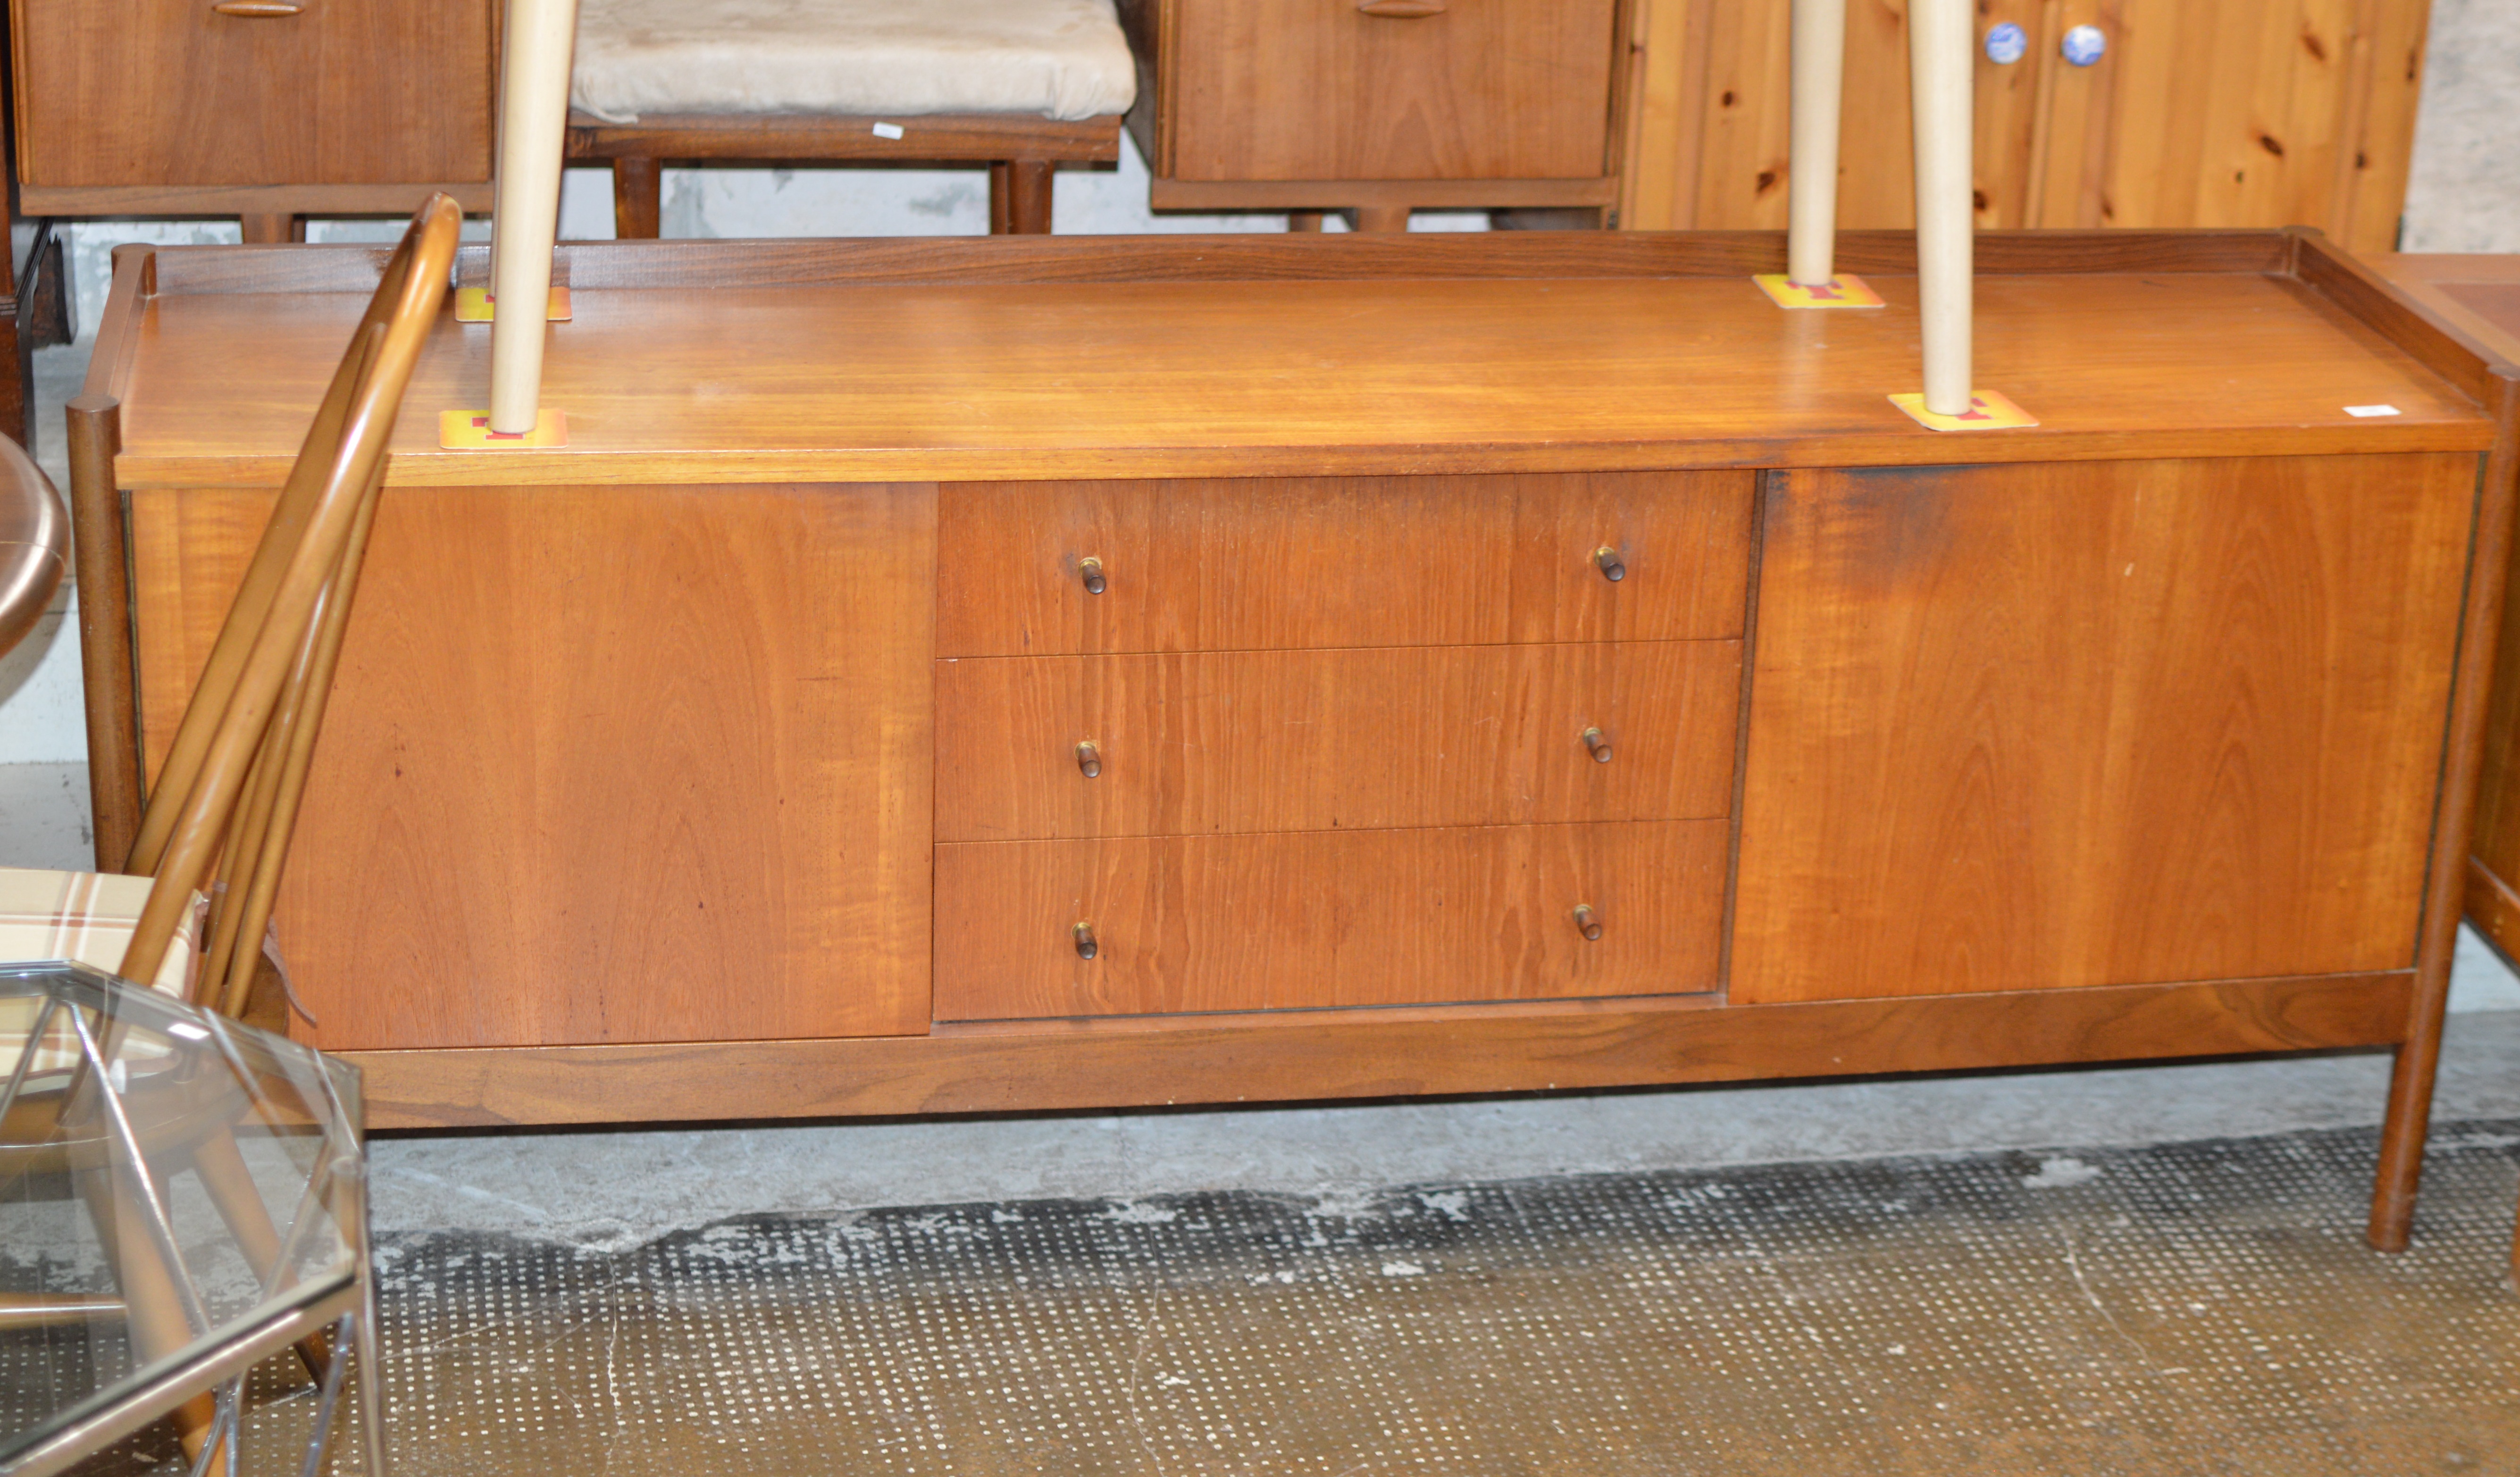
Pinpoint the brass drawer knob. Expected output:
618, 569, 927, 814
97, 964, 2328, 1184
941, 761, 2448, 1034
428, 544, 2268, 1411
1075, 740, 1102, 778
1593, 546, 1625, 583
1357, 0, 1446, 14
1573, 904, 1602, 942
211, 1, 304, 14
1582, 726, 1612, 763
1079, 555, 1107, 595
1073, 922, 1098, 960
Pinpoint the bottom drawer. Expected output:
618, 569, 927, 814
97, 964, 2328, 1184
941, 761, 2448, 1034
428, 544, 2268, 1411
935, 821, 1727, 1020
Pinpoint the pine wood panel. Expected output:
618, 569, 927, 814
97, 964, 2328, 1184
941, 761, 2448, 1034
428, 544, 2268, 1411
127, 481, 936, 1050
11, 0, 492, 188
937, 472, 1752, 657
1732, 452, 2478, 1004
1624, 0, 2428, 252
936, 819, 1726, 1019
936, 640, 1741, 841
1164, 0, 1620, 182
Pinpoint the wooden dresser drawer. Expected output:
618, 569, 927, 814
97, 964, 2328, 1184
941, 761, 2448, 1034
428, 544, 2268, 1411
1164, 0, 1620, 183
938, 472, 1752, 657
14, 0, 492, 187
935, 819, 1726, 1019
938, 640, 1740, 841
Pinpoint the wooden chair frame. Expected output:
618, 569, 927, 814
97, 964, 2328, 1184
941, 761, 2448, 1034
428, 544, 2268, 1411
118, 194, 461, 1013
1, 192, 457, 1465
565, 111, 1122, 237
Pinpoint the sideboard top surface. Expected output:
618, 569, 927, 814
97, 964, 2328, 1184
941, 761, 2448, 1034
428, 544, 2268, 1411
96, 233, 2496, 488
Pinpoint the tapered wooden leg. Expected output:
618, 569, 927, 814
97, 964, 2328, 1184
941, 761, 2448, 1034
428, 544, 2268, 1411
76, 1166, 220, 1461
66, 394, 141, 872
1908, 0, 1973, 416
2372, 376, 2520, 1251
1287, 211, 1329, 232
1787, 0, 1846, 286
989, 160, 1054, 234
612, 157, 662, 239
238, 214, 303, 244
1355, 205, 1412, 233
190, 1128, 333, 1377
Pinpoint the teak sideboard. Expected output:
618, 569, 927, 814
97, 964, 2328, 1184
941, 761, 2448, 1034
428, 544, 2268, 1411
68, 231, 2518, 1252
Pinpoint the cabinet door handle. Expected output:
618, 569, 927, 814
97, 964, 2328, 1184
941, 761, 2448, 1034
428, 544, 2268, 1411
1073, 922, 1098, 960
211, 2, 305, 15
1573, 904, 1603, 942
1078, 555, 1107, 595
1075, 740, 1102, 778
1582, 726, 1612, 763
1593, 546, 1625, 583
1356, 0, 1446, 14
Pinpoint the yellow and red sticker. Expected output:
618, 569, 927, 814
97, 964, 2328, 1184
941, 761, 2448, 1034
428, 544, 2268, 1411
438, 409, 570, 449
1753, 274, 1886, 310
1888, 389, 2039, 432
453, 286, 574, 323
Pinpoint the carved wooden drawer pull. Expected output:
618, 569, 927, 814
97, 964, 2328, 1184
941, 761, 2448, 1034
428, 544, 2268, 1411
211, 2, 305, 16
1073, 922, 1098, 960
1356, 0, 1447, 15
1078, 555, 1107, 594
1573, 904, 1603, 941
1593, 545, 1625, 582
1075, 740, 1102, 778
1582, 726, 1612, 763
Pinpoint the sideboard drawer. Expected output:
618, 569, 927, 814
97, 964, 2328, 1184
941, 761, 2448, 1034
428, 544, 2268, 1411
938, 639, 1740, 841
934, 819, 1726, 1019
938, 472, 1752, 656
14, 0, 492, 187
1164, 0, 1620, 183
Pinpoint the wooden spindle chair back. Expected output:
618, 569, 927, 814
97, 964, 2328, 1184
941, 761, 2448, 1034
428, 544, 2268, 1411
117, 194, 460, 1017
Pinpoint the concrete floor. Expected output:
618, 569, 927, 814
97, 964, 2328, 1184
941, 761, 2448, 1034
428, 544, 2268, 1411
30, 1117, 2519, 1477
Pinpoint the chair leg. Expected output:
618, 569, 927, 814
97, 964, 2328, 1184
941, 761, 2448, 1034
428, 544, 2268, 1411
240, 214, 304, 244
612, 158, 663, 239
1354, 205, 1412, 233
990, 160, 1055, 234
1288, 211, 1329, 233
190, 1127, 334, 1379
75, 1165, 223, 1462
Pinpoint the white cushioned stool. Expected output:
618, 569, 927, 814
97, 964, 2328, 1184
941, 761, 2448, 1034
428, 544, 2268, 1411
568, 0, 1139, 235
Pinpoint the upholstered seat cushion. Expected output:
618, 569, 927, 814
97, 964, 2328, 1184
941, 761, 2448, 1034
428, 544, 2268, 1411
1, 868, 201, 1076
571, 0, 1139, 125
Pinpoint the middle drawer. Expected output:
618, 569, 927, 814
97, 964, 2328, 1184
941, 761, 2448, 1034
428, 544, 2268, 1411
937, 640, 1741, 841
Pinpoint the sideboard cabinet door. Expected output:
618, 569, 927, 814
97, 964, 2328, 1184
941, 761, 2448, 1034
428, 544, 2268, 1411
13, 0, 493, 187
1733, 453, 2477, 1003
128, 482, 935, 1051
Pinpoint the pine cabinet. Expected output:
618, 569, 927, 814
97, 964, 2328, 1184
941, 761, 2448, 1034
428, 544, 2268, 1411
1622, 0, 2431, 253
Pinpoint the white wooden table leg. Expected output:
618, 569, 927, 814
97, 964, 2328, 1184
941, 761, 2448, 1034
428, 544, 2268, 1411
1788, 0, 1846, 289
1909, 0, 1973, 417
489, 0, 579, 435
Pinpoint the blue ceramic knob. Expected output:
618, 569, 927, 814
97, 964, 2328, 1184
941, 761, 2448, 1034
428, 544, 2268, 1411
2062, 24, 2106, 66
1984, 22, 2027, 65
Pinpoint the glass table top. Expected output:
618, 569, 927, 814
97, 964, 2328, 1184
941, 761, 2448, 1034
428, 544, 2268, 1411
0, 960, 376, 1477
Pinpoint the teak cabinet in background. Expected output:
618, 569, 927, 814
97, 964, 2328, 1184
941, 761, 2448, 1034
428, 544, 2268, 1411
1120, 0, 1634, 226
8, 0, 494, 232
1623, 0, 2433, 252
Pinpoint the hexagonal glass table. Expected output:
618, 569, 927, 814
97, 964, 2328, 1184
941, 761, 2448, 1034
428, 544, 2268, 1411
0, 960, 382, 1477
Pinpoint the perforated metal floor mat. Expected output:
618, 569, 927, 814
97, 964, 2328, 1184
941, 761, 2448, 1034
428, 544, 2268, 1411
35, 1120, 2520, 1475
